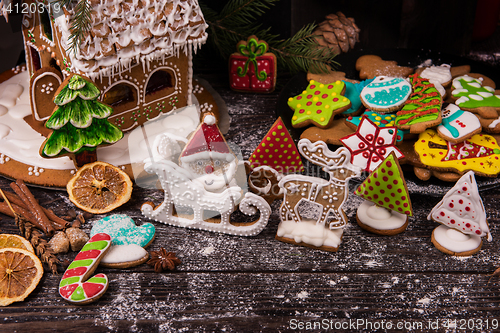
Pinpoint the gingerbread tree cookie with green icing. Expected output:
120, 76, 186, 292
452, 75, 500, 112
248, 117, 304, 174
288, 80, 351, 129
395, 74, 442, 133
354, 151, 412, 235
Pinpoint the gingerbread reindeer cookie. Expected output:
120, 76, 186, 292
276, 139, 361, 252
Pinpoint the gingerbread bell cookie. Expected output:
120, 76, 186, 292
276, 139, 361, 252
428, 171, 492, 256
288, 80, 351, 128
415, 129, 500, 177
354, 152, 413, 235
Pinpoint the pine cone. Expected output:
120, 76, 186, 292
314, 12, 360, 55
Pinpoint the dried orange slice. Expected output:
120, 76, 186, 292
0, 234, 34, 253
66, 161, 133, 214
0, 248, 43, 306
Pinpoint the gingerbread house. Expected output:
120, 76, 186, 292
21, 0, 207, 132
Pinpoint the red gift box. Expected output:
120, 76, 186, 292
229, 36, 277, 93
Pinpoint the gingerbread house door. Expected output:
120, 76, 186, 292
30, 67, 63, 122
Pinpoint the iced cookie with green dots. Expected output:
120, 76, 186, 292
288, 80, 351, 129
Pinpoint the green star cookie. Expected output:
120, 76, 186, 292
288, 80, 351, 129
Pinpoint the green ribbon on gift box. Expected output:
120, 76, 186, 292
236, 37, 268, 81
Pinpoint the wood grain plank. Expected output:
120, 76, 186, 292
2, 272, 500, 331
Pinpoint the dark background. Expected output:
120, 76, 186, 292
1, 0, 499, 73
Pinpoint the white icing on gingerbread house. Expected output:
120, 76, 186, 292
21, 0, 207, 132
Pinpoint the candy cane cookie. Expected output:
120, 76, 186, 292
59, 233, 111, 304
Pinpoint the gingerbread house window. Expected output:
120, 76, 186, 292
39, 7, 53, 41
29, 46, 41, 72
102, 82, 139, 116
144, 68, 176, 104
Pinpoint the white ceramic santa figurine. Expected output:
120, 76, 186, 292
179, 113, 240, 193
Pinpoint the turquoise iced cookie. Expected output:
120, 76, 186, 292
342, 79, 374, 115
346, 111, 408, 142
90, 214, 155, 247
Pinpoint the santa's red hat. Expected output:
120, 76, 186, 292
180, 113, 235, 163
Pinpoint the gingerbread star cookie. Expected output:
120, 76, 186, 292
288, 80, 351, 128
340, 116, 404, 172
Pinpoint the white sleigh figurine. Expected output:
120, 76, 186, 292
141, 114, 271, 236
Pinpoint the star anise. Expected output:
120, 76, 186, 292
147, 248, 181, 272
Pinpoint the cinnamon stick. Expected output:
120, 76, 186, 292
10, 181, 55, 236
0, 201, 45, 230
0, 190, 68, 229
44, 208, 70, 229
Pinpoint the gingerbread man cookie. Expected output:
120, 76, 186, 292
356, 55, 414, 80
288, 80, 351, 128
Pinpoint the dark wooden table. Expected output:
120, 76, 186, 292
2, 67, 500, 333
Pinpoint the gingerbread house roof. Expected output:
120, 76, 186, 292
53, 0, 208, 79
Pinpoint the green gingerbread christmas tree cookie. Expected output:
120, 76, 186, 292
355, 151, 413, 216
40, 74, 123, 167
248, 117, 303, 174
288, 80, 351, 129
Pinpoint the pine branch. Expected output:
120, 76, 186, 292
54, 0, 91, 54
216, 0, 278, 26
201, 0, 337, 74
271, 24, 338, 74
